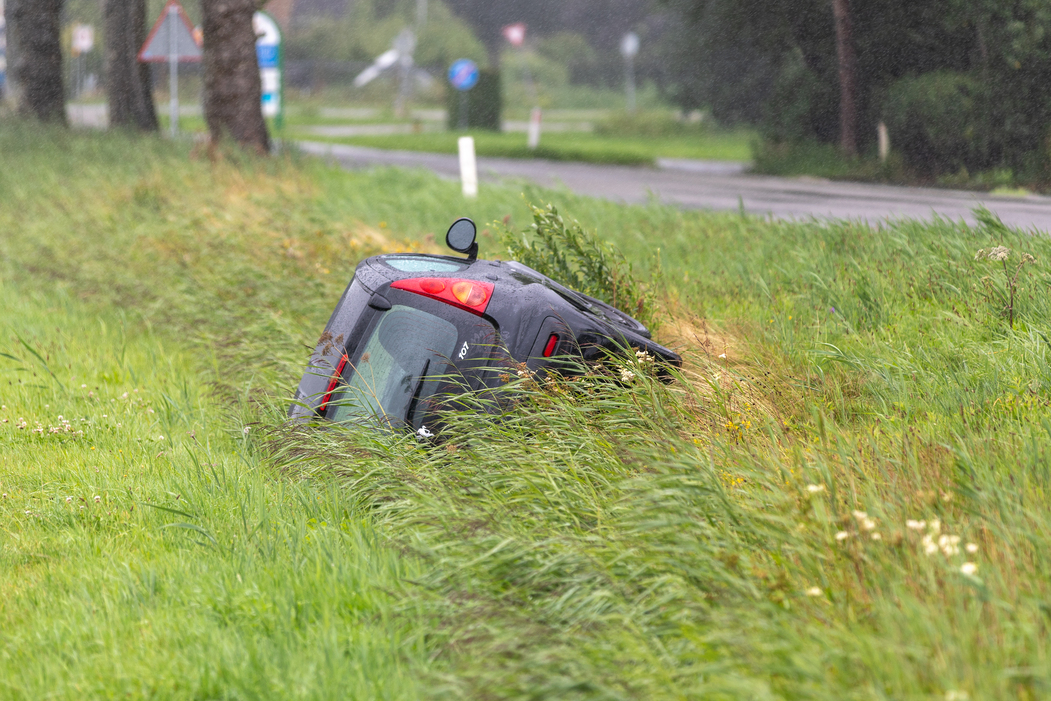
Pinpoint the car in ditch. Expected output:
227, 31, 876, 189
289, 218, 681, 434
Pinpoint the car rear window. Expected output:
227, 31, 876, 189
328, 305, 460, 427
384, 257, 466, 273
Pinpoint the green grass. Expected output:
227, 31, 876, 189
0, 289, 433, 698
293, 128, 755, 166
2, 120, 1051, 698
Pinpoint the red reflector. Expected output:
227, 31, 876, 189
319, 354, 348, 413
543, 334, 559, 357
391, 277, 493, 316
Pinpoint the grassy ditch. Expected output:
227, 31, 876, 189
2, 122, 1051, 698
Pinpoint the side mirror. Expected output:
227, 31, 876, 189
445, 217, 478, 261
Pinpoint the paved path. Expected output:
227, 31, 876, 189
296, 140, 1051, 231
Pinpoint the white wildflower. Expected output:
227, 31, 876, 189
93, 495, 101, 503
960, 562, 978, 576
928, 519, 941, 534
871, 532, 882, 541
65, 496, 72, 503
619, 368, 636, 383
835, 531, 850, 541
966, 543, 978, 554
977, 245, 1011, 262
862, 518, 877, 531
805, 484, 825, 494
852, 510, 868, 520
717, 353, 727, 359
805, 587, 822, 597
939, 534, 961, 556
922, 534, 938, 555
906, 519, 926, 530
243, 426, 250, 435
946, 691, 969, 701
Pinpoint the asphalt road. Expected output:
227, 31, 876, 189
297, 140, 1051, 231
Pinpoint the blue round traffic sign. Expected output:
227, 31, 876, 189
448, 59, 479, 92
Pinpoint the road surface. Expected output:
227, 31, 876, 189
297, 140, 1051, 231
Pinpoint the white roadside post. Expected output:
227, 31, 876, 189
458, 136, 478, 198
878, 121, 890, 163
527, 107, 542, 150
620, 32, 639, 113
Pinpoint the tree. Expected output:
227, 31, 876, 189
201, 0, 270, 153
7, 0, 66, 124
104, 0, 159, 131
830, 0, 856, 155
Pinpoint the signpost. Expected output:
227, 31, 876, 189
0, 3, 7, 102
139, 0, 201, 137
253, 11, 283, 129
502, 23, 540, 150
448, 58, 478, 130
71, 24, 94, 97
620, 31, 639, 113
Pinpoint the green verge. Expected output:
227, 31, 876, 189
2, 121, 1051, 699
292, 128, 755, 166
0, 287, 431, 697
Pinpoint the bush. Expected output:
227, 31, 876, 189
501, 203, 660, 331
760, 48, 838, 145
446, 69, 502, 131
882, 71, 987, 175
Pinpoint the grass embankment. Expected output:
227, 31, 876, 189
297, 128, 755, 166
754, 139, 1038, 195
2, 123, 1051, 698
151, 102, 755, 166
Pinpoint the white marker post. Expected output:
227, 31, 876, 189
877, 121, 890, 163
458, 136, 478, 198
527, 106, 542, 150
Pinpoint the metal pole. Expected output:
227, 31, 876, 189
168, 5, 177, 137
626, 54, 635, 113
458, 90, 468, 130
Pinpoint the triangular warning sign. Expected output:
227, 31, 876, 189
138, 0, 201, 62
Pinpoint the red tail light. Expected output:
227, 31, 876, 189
543, 334, 560, 357
391, 277, 493, 315
319, 354, 348, 413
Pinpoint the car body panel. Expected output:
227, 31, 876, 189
290, 251, 681, 429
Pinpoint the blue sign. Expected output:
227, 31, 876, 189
256, 44, 278, 69
448, 59, 479, 92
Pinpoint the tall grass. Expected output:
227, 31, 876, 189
2, 121, 1051, 698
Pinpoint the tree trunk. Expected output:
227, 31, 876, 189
8, 0, 66, 124
201, 0, 270, 153
104, 0, 159, 131
831, 0, 857, 156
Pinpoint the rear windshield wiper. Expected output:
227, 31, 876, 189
405, 358, 430, 427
